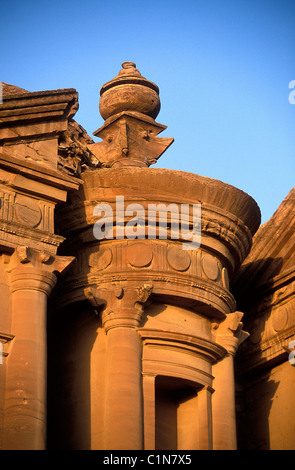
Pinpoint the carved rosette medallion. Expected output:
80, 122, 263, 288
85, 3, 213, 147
272, 306, 288, 332
14, 195, 42, 228
201, 253, 219, 281
89, 247, 113, 271
127, 243, 153, 267
167, 246, 191, 271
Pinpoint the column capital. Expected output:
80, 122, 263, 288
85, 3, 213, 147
7, 246, 75, 295
85, 283, 153, 331
213, 311, 249, 356
0, 332, 14, 362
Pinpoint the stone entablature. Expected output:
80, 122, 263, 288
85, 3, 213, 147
0, 88, 78, 169
0, 151, 81, 253
56, 239, 236, 317
235, 262, 295, 373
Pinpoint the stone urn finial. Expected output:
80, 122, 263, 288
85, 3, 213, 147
89, 62, 174, 168
119, 61, 142, 76
99, 61, 161, 121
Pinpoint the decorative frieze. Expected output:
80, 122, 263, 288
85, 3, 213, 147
57, 239, 236, 317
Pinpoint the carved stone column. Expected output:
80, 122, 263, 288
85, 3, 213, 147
87, 284, 152, 450
212, 311, 249, 450
3, 246, 74, 450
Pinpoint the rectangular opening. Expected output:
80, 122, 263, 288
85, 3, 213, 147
155, 376, 200, 450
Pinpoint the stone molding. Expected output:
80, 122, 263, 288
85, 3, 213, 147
59, 187, 255, 273
55, 239, 236, 318
0, 218, 65, 254
76, 167, 260, 237
236, 267, 295, 373
138, 328, 226, 388
0, 150, 81, 254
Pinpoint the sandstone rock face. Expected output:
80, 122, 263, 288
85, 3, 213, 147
0, 63, 293, 451
232, 188, 295, 449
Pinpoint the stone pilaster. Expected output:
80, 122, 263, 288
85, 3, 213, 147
3, 246, 74, 450
212, 311, 249, 450
87, 284, 153, 450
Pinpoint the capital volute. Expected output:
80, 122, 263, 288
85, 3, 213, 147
7, 246, 75, 295
85, 283, 153, 332
213, 311, 249, 356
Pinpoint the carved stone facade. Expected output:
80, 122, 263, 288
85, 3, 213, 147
0, 63, 294, 450
232, 188, 295, 449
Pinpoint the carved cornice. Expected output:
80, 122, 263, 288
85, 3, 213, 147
77, 199, 252, 272
0, 149, 81, 254
0, 151, 81, 193
236, 284, 295, 373
0, 218, 65, 254
138, 328, 226, 363
56, 167, 259, 275
0, 88, 78, 143
77, 167, 260, 237
138, 328, 226, 388
0, 86, 98, 177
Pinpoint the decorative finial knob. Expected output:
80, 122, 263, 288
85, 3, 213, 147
99, 61, 161, 120
89, 62, 174, 168
122, 61, 135, 68
118, 62, 142, 77
121, 61, 136, 69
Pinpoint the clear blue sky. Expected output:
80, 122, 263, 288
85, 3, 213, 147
1, 0, 294, 224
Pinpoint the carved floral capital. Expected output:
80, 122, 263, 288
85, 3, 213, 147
85, 283, 153, 331
213, 311, 249, 356
7, 246, 75, 295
